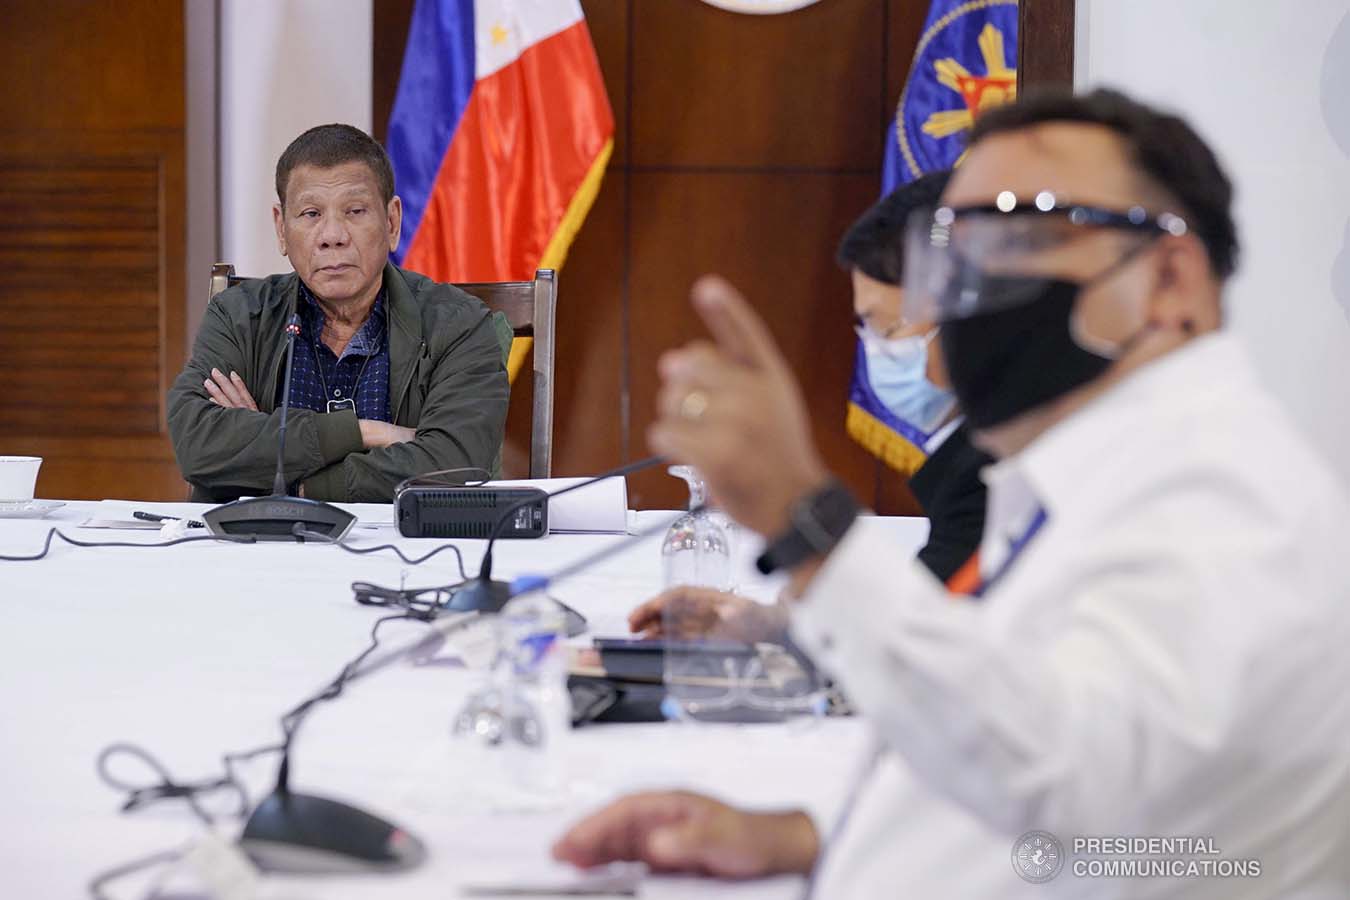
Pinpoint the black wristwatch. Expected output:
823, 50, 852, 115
755, 479, 861, 575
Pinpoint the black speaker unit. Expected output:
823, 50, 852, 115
395, 485, 548, 539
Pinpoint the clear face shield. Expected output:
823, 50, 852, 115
901, 192, 1189, 325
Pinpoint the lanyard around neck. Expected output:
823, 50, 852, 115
311, 318, 382, 414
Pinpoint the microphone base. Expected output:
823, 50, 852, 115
203, 495, 357, 542
239, 790, 425, 874
447, 578, 587, 636
444, 577, 514, 614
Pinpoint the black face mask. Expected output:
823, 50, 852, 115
939, 276, 1113, 430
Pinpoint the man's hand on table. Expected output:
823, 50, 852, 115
552, 791, 819, 879
628, 586, 790, 643
648, 276, 831, 540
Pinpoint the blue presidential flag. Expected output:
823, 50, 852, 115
849, 0, 1018, 476
882, 0, 1019, 193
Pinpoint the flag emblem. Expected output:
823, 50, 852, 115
891, 0, 1019, 186
921, 23, 1017, 148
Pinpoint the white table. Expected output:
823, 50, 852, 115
0, 500, 927, 899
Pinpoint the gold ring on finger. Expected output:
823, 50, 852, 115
679, 390, 710, 421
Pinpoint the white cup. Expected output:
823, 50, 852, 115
0, 456, 42, 502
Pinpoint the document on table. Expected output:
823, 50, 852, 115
487, 476, 629, 534
80, 500, 188, 530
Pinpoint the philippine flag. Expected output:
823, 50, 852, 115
387, 0, 613, 308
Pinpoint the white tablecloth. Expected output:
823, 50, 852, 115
0, 500, 928, 899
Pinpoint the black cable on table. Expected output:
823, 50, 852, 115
96, 612, 426, 818
393, 465, 492, 492
87, 612, 432, 897
0, 521, 474, 582
273, 612, 418, 793
55, 512, 484, 888
96, 742, 244, 827
301, 528, 469, 578
0, 528, 256, 562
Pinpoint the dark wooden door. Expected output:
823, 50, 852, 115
0, 0, 187, 500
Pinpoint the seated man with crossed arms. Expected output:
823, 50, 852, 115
168, 124, 511, 503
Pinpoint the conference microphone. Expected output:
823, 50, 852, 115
202, 313, 358, 542
240, 501, 684, 875
443, 455, 665, 633
240, 609, 476, 874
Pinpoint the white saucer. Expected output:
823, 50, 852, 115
0, 500, 66, 519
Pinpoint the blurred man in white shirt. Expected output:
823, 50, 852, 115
554, 89, 1350, 897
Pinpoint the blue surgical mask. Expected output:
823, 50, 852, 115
856, 327, 958, 437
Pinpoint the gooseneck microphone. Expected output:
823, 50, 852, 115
239, 490, 686, 875
202, 312, 358, 541
444, 456, 666, 629
271, 315, 299, 498
240, 610, 478, 874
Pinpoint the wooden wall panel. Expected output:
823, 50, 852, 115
886, 0, 928, 109
549, 174, 627, 475
0, 158, 162, 437
373, 0, 415, 155
0, 2, 184, 132
498, 174, 628, 479
0, 2, 186, 500
1019, 0, 1076, 91
625, 171, 881, 507
631, 0, 885, 170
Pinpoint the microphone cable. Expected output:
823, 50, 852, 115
0, 528, 257, 562
81, 457, 676, 892
88, 611, 424, 900
94, 611, 425, 822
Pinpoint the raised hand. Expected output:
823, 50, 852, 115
648, 276, 831, 537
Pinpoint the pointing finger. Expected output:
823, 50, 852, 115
690, 275, 788, 376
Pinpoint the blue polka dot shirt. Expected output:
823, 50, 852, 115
282, 281, 392, 422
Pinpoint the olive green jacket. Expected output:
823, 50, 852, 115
167, 263, 511, 503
